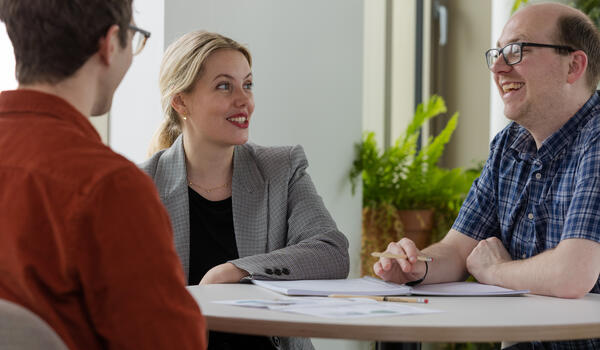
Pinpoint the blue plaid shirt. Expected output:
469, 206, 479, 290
453, 91, 600, 350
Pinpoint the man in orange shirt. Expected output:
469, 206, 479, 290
0, 1, 206, 349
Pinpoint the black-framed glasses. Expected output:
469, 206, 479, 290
485, 42, 578, 70
129, 24, 151, 56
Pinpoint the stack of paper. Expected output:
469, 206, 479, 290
252, 276, 529, 296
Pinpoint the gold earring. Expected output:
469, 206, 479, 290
182, 114, 187, 121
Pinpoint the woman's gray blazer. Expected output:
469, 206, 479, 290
140, 135, 349, 281
140, 136, 349, 350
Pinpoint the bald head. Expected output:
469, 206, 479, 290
506, 2, 600, 92
502, 3, 584, 47
514, 2, 584, 21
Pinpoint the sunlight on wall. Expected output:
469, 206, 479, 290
0, 23, 17, 90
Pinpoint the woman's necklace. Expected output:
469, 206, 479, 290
187, 179, 231, 193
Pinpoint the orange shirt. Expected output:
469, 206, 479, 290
0, 90, 206, 350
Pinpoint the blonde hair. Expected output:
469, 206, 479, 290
148, 30, 252, 156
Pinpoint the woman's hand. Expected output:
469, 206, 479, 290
199, 263, 249, 284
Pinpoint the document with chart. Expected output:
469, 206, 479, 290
214, 295, 441, 319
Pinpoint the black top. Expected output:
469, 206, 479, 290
188, 187, 276, 350
188, 187, 238, 284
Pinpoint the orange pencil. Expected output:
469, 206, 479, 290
328, 294, 429, 304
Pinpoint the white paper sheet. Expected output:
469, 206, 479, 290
215, 296, 440, 319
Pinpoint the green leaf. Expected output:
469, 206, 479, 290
511, 0, 529, 14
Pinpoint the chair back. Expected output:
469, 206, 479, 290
0, 299, 68, 350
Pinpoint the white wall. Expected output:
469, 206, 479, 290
0, 24, 17, 91
362, 0, 386, 146
111, 0, 165, 160
489, 0, 513, 140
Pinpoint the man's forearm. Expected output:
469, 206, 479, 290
478, 238, 600, 298
421, 230, 478, 284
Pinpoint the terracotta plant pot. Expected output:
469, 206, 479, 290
361, 207, 434, 277
396, 209, 434, 250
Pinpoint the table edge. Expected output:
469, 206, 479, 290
206, 315, 600, 342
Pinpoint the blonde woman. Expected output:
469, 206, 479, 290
140, 31, 349, 349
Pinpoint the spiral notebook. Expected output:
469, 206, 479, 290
252, 276, 529, 296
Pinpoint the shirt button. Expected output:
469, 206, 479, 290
522, 254, 527, 259
528, 213, 534, 220
265, 268, 273, 275
535, 173, 542, 179
282, 268, 290, 275
274, 269, 282, 275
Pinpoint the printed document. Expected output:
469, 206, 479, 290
215, 296, 441, 319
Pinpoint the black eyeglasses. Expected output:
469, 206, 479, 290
485, 42, 578, 70
129, 25, 151, 56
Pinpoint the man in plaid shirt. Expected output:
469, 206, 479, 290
374, 3, 599, 349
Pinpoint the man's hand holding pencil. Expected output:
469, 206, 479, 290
372, 238, 430, 285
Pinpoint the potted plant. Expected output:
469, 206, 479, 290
350, 95, 480, 276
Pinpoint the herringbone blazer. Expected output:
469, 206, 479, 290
140, 135, 350, 281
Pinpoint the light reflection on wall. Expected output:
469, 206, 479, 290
0, 23, 16, 90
